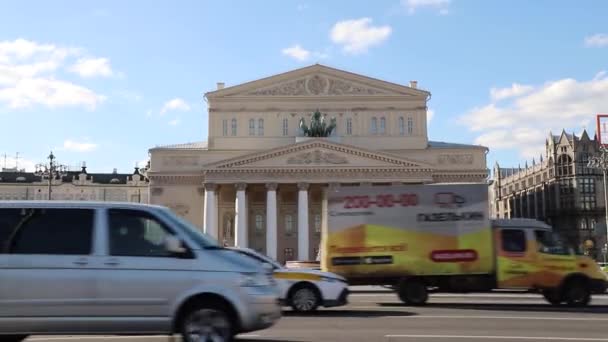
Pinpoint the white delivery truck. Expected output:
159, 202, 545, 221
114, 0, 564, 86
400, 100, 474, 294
322, 183, 608, 306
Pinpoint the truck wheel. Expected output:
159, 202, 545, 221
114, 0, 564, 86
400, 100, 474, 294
179, 304, 234, 342
563, 279, 591, 307
398, 279, 428, 306
542, 289, 563, 306
0, 336, 28, 342
289, 284, 320, 312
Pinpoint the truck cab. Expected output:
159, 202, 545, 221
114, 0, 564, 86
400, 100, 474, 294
493, 218, 607, 306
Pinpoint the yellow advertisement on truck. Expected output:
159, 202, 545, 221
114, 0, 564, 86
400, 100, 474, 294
322, 183, 608, 306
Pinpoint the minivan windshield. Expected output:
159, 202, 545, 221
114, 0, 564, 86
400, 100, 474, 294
158, 208, 220, 249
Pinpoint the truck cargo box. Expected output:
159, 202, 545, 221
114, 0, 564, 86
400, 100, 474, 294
322, 183, 493, 280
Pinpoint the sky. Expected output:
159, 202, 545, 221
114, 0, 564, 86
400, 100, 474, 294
1, 0, 607, 173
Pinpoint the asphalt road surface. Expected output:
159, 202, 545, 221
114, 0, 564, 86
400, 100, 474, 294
25, 289, 608, 342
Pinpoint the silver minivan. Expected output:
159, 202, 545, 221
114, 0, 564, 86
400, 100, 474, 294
0, 201, 281, 341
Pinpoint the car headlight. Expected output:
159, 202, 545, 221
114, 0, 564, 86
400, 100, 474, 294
240, 273, 274, 287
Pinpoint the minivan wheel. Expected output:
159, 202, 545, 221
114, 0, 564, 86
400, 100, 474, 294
398, 279, 428, 306
290, 285, 320, 312
0, 335, 28, 342
180, 305, 233, 342
564, 280, 591, 307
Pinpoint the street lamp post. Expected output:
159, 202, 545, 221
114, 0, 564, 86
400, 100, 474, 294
34, 152, 68, 200
587, 145, 608, 264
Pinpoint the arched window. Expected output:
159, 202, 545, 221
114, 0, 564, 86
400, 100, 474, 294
255, 213, 264, 232
285, 214, 294, 236
370, 117, 377, 135
399, 117, 405, 135
231, 118, 237, 136
258, 119, 264, 136
407, 117, 414, 135
346, 118, 353, 135
249, 119, 255, 136
379, 117, 386, 134
282, 118, 289, 136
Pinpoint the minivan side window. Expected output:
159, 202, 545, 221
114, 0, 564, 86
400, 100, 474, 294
108, 209, 178, 258
501, 229, 526, 253
1, 208, 94, 255
0, 209, 22, 252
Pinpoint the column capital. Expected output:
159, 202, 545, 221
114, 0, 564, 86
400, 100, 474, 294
265, 183, 278, 191
297, 182, 309, 191
204, 183, 217, 191
235, 183, 247, 191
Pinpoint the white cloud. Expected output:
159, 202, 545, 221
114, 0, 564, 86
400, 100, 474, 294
427, 108, 435, 123
584, 33, 608, 48
0, 78, 105, 110
402, 0, 451, 15
0, 154, 37, 172
168, 118, 181, 126
461, 71, 608, 158
0, 39, 108, 110
282, 45, 311, 61
490, 83, 535, 101
69, 57, 114, 78
160, 98, 191, 115
63, 139, 98, 152
330, 18, 392, 54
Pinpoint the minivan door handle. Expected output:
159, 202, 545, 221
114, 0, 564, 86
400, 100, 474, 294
104, 259, 121, 266
73, 258, 89, 266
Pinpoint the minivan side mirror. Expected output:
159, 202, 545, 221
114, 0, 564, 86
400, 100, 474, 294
165, 236, 187, 255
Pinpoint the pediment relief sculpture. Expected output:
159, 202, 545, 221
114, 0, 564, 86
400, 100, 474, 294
287, 149, 349, 165
246, 75, 388, 96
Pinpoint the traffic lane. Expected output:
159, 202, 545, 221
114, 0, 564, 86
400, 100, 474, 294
243, 306, 608, 342
24, 294, 608, 342
240, 294, 608, 342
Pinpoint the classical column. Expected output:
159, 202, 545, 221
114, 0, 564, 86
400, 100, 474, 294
266, 183, 278, 260
297, 182, 310, 260
235, 183, 248, 248
203, 183, 217, 238
534, 188, 539, 219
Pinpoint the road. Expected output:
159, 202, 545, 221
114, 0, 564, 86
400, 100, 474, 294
25, 289, 608, 342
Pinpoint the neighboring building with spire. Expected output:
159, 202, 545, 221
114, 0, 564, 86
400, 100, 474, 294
490, 129, 606, 258
0, 163, 149, 203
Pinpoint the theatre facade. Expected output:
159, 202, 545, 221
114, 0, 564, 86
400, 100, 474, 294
147, 64, 488, 263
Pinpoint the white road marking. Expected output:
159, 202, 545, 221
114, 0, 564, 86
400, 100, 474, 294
384, 335, 608, 341
389, 315, 608, 321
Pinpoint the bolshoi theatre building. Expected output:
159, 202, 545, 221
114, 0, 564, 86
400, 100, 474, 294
147, 64, 488, 263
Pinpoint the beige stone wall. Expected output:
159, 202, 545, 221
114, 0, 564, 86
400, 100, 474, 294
150, 184, 204, 228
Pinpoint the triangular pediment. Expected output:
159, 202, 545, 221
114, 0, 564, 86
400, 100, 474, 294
203, 139, 433, 170
205, 64, 429, 98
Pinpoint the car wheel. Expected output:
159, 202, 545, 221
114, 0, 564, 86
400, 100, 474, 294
398, 279, 429, 306
563, 279, 591, 307
542, 289, 563, 306
180, 304, 234, 342
0, 335, 28, 342
290, 284, 320, 312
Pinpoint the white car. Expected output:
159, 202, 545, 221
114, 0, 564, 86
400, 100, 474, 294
229, 248, 349, 312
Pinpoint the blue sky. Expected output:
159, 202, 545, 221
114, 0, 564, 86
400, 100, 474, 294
1, 0, 607, 173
